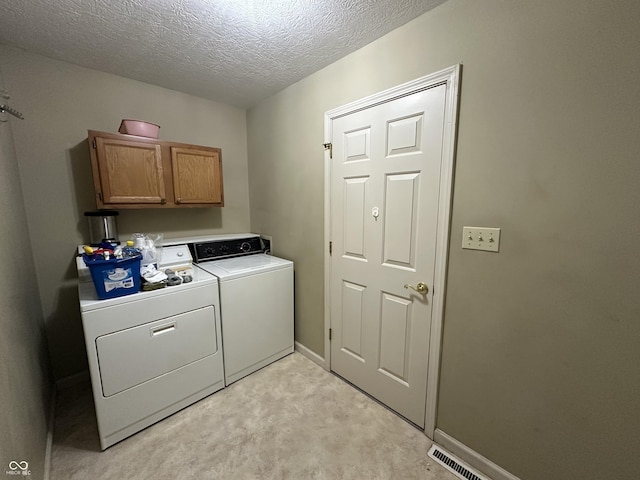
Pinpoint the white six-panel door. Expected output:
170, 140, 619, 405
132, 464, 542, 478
329, 82, 448, 428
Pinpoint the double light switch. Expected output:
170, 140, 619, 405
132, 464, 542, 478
462, 226, 501, 252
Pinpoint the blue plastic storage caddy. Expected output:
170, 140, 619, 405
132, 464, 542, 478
83, 253, 142, 300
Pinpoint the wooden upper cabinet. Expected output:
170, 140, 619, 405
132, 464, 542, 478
94, 136, 166, 205
171, 146, 223, 205
88, 130, 224, 209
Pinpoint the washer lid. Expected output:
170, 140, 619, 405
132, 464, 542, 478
197, 253, 292, 280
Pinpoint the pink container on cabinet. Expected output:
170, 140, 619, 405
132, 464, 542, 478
118, 119, 160, 138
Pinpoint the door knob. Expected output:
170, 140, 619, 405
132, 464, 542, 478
404, 282, 428, 295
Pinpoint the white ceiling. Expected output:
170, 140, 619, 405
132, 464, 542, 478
0, 0, 446, 108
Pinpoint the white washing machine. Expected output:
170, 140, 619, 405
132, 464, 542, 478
188, 234, 294, 385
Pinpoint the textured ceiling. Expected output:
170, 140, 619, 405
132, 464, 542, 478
0, 0, 446, 108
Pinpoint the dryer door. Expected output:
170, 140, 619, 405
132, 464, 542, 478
96, 306, 218, 397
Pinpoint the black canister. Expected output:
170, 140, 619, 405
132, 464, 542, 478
85, 211, 119, 246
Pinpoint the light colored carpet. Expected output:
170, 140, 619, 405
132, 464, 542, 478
51, 353, 457, 480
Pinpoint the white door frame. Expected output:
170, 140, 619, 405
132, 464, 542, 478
323, 65, 460, 438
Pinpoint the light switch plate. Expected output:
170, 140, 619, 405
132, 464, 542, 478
462, 226, 501, 252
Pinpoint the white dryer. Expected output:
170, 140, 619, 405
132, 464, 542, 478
190, 235, 294, 385
77, 244, 225, 449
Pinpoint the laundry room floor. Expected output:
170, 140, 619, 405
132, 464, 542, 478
50, 352, 457, 480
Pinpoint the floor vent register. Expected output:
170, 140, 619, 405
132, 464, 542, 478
428, 445, 491, 480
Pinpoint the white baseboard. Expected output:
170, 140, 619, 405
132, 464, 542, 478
294, 341, 327, 369
55, 370, 89, 390
434, 429, 521, 480
43, 386, 56, 480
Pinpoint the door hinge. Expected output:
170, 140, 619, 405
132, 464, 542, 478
92, 139, 97, 149
97, 192, 103, 202
329, 241, 332, 256
329, 328, 332, 341
323, 142, 333, 159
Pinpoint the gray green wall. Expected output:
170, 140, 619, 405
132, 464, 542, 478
247, 1, 639, 479
0, 72, 51, 480
0, 46, 251, 379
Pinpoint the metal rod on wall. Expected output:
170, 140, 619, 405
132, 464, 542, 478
0, 89, 24, 120
0, 104, 24, 120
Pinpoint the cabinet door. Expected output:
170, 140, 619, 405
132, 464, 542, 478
95, 137, 166, 205
170, 146, 223, 205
